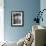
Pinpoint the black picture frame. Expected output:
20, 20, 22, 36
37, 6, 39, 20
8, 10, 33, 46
11, 11, 24, 27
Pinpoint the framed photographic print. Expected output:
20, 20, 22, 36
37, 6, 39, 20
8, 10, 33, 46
11, 11, 24, 27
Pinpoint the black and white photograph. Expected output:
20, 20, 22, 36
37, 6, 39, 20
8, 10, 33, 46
11, 11, 24, 26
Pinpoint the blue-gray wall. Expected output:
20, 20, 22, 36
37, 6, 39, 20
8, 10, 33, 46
40, 0, 46, 27
4, 0, 40, 42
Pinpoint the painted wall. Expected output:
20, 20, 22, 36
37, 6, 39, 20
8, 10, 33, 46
4, 0, 40, 42
40, 0, 46, 27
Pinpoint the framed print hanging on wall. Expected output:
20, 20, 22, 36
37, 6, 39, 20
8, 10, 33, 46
11, 11, 24, 27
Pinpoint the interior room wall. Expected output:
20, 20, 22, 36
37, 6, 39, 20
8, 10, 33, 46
0, 0, 4, 42
40, 0, 46, 27
4, 0, 40, 42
